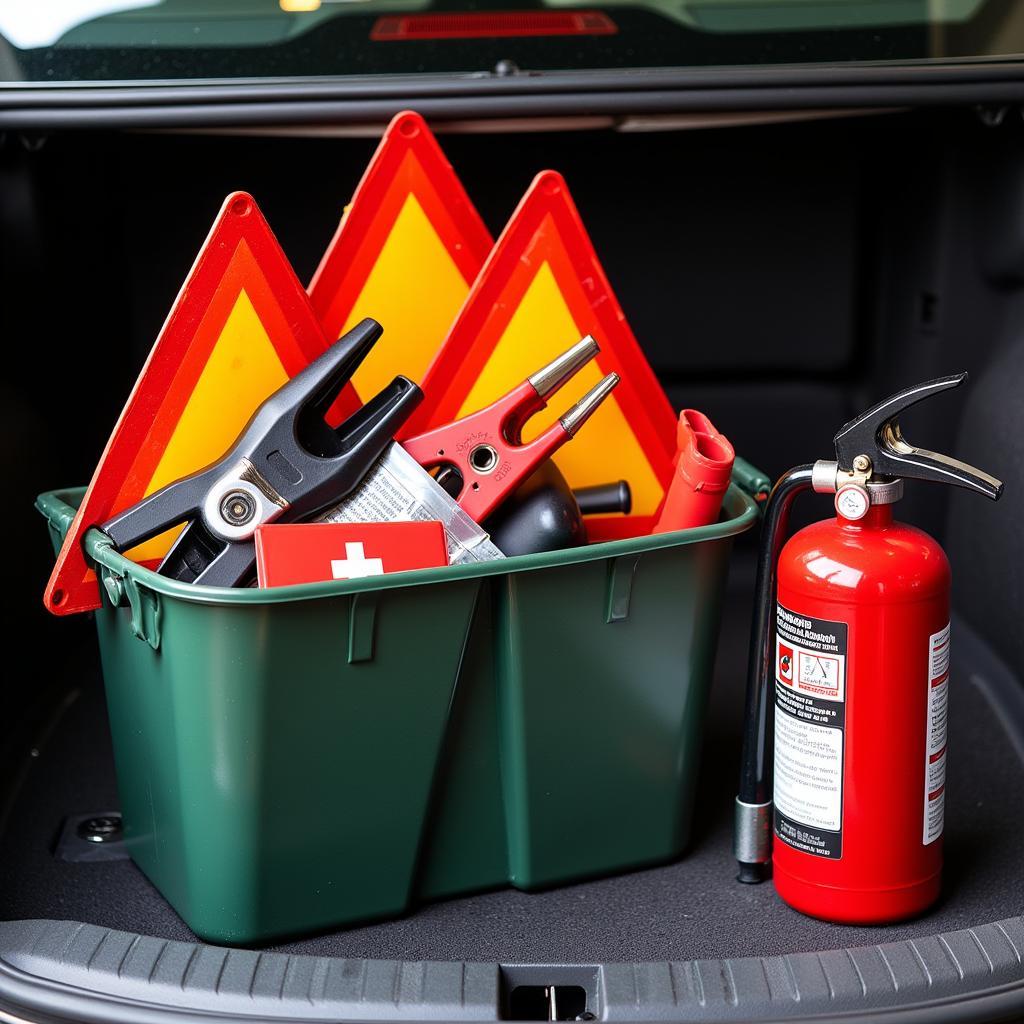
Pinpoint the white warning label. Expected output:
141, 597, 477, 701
774, 604, 848, 859
775, 713, 843, 830
923, 622, 950, 845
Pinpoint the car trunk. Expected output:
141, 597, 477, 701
3, 106, 1024, 1022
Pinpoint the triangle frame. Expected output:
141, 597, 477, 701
411, 170, 677, 539
46, 192, 349, 615
308, 110, 493, 398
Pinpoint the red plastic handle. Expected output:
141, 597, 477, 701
653, 409, 735, 533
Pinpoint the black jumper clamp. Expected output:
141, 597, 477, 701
102, 318, 422, 587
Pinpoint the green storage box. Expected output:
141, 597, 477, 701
37, 465, 766, 945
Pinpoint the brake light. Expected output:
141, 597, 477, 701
370, 11, 617, 41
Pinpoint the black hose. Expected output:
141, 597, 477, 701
736, 464, 815, 882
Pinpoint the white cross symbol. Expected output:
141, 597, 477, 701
331, 542, 385, 580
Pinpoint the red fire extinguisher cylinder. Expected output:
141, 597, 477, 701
733, 373, 1003, 927
773, 500, 951, 923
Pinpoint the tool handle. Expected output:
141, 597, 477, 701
333, 376, 423, 461
277, 376, 423, 521
402, 381, 539, 471
157, 519, 227, 584
157, 519, 263, 589
734, 464, 815, 883
265, 318, 382, 429
467, 420, 570, 522
102, 464, 220, 552
242, 321, 398, 492
407, 415, 569, 523
189, 531, 262, 587
403, 379, 604, 523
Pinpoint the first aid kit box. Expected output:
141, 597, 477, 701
37, 461, 766, 945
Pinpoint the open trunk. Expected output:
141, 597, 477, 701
4, 105, 1024, 1022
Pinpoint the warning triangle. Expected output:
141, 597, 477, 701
46, 192, 352, 615
308, 110, 493, 401
410, 171, 677, 540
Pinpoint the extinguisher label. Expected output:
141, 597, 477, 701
924, 622, 951, 845
773, 604, 848, 859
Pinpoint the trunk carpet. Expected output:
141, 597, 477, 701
2, 594, 1022, 962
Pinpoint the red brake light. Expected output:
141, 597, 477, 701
370, 11, 618, 41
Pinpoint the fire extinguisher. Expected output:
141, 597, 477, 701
733, 374, 1003, 924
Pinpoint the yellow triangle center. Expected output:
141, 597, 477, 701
343, 192, 471, 398
126, 288, 289, 563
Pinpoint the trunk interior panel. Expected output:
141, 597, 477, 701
4, 105, 1024, 1020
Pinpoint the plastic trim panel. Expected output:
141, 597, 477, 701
1, 62, 1024, 129
2, 917, 1024, 1024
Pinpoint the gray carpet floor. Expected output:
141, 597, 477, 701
2, 597, 1022, 963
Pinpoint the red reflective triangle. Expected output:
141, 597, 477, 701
45, 192, 353, 616
409, 171, 677, 539
308, 110, 493, 399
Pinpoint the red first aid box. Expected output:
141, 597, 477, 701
254, 521, 449, 588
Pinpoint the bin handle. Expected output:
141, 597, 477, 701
77, 530, 163, 650
731, 458, 771, 506
123, 574, 162, 650
95, 559, 162, 651
35, 488, 83, 557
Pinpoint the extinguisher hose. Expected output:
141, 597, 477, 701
735, 464, 815, 883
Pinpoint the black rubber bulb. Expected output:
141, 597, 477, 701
484, 461, 586, 556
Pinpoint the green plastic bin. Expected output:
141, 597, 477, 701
37, 462, 766, 945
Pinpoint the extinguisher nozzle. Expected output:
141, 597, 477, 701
737, 861, 769, 885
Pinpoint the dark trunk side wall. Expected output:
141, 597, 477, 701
1, 107, 1021, 794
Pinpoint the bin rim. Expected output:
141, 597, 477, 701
36, 477, 762, 608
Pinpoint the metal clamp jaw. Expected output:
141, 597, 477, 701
733, 372, 1003, 882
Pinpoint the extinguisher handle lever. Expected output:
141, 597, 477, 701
833, 372, 1003, 499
